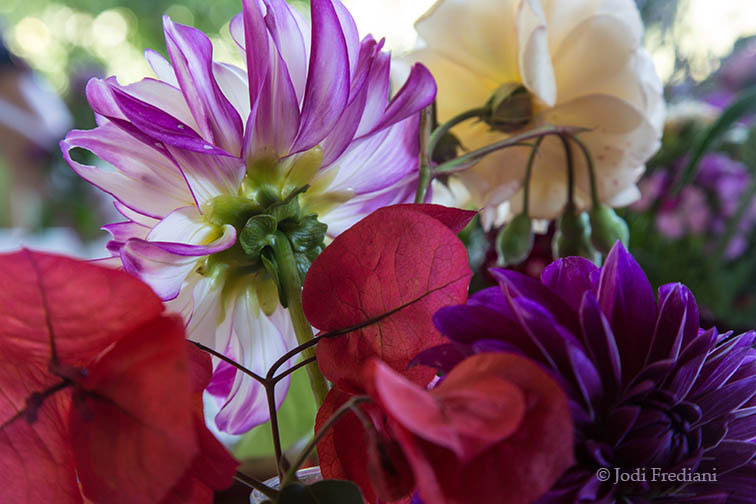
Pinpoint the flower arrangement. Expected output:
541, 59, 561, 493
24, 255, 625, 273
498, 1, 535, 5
2, 0, 755, 503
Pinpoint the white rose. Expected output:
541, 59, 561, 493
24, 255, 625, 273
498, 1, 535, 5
410, 0, 665, 223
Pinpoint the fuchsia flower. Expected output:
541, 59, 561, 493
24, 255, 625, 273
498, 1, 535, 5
61, 0, 435, 434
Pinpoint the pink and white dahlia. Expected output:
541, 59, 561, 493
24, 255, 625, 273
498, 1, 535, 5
61, 0, 435, 434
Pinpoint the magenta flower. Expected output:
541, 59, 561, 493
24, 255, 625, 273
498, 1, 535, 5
418, 243, 756, 502
61, 0, 435, 434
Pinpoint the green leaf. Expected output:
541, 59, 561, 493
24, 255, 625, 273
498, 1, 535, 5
286, 215, 328, 253
233, 368, 317, 459
675, 85, 756, 193
240, 214, 278, 258
261, 250, 286, 307
277, 480, 365, 504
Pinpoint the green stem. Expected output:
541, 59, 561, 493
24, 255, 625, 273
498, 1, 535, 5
434, 125, 587, 175
414, 105, 434, 204
559, 135, 576, 207
272, 231, 329, 407
568, 133, 601, 208
427, 107, 487, 161
523, 137, 544, 216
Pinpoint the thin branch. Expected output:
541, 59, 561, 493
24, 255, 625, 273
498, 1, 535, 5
283, 396, 371, 487
189, 340, 265, 385
414, 105, 435, 204
272, 356, 317, 385
234, 471, 278, 499
266, 383, 285, 481
558, 134, 576, 206
1, 379, 71, 430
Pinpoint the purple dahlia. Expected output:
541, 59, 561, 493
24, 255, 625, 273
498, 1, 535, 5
420, 243, 756, 502
60, 0, 436, 434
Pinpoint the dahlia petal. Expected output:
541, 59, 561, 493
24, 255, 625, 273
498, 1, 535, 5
106, 77, 201, 132
240, 0, 270, 109
214, 300, 296, 434
331, 0, 359, 79
646, 283, 699, 365
109, 84, 227, 155
579, 291, 622, 389
113, 200, 159, 227
366, 64, 436, 136
668, 328, 718, 400
319, 114, 419, 195
262, 0, 309, 101
353, 43, 390, 138
120, 224, 235, 300
291, 0, 350, 152
320, 37, 381, 165
60, 124, 193, 219
692, 344, 752, 398
145, 49, 179, 87
605, 406, 641, 446
567, 344, 602, 417
165, 145, 245, 207
597, 243, 656, 382
213, 63, 251, 120
541, 256, 598, 313
163, 17, 243, 155
250, 42, 301, 156
700, 441, 756, 475
696, 375, 756, 427
491, 268, 580, 334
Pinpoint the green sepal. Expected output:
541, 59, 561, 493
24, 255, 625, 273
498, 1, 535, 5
588, 205, 629, 254
553, 209, 601, 264
495, 213, 534, 266
286, 214, 328, 253
277, 480, 365, 504
261, 249, 285, 308
240, 214, 278, 258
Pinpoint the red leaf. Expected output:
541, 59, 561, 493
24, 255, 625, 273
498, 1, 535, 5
0, 251, 238, 504
71, 315, 199, 504
0, 250, 164, 364
0, 357, 80, 503
315, 389, 413, 504
370, 354, 574, 504
303, 205, 472, 389
391, 204, 476, 234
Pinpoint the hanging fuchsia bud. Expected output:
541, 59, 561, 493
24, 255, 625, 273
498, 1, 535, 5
589, 204, 629, 254
495, 213, 533, 266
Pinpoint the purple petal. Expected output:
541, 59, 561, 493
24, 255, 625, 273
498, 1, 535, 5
331, 0, 360, 79
408, 343, 470, 373
541, 256, 598, 313
262, 0, 309, 102
597, 242, 657, 383
163, 17, 243, 155
700, 441, 756, 475
645, 283, 699, 365
579, 291, 622, 390
109, 84, 229, 155
120, 224, 236, 300
145, 49, 178, 87
60, 123, 194, 219
165, 145, 244, 206
291, 0, 350, 153
241, 0, 270, 113
363, 63, 436, 137
249, 41, 301, 156
354, 44, 391, 138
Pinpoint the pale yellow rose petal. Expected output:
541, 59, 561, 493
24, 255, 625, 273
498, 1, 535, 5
415, 0, 520, 83
516, 0, 557, 106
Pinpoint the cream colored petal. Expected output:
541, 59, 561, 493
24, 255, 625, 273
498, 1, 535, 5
406, 48, 499, 123
414, 0, 520, 83
516, 0, 556, 106
539, 0, 643, 54
551, 14, 641, 105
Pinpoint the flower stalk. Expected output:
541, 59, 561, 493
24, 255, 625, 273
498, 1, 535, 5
271, 231, 329, 407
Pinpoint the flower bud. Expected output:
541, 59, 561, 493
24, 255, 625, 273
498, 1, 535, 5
589, 205, 629, 254
553, 209, 600, 264
483, 83, 533, 133
496, 213, 534, 266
